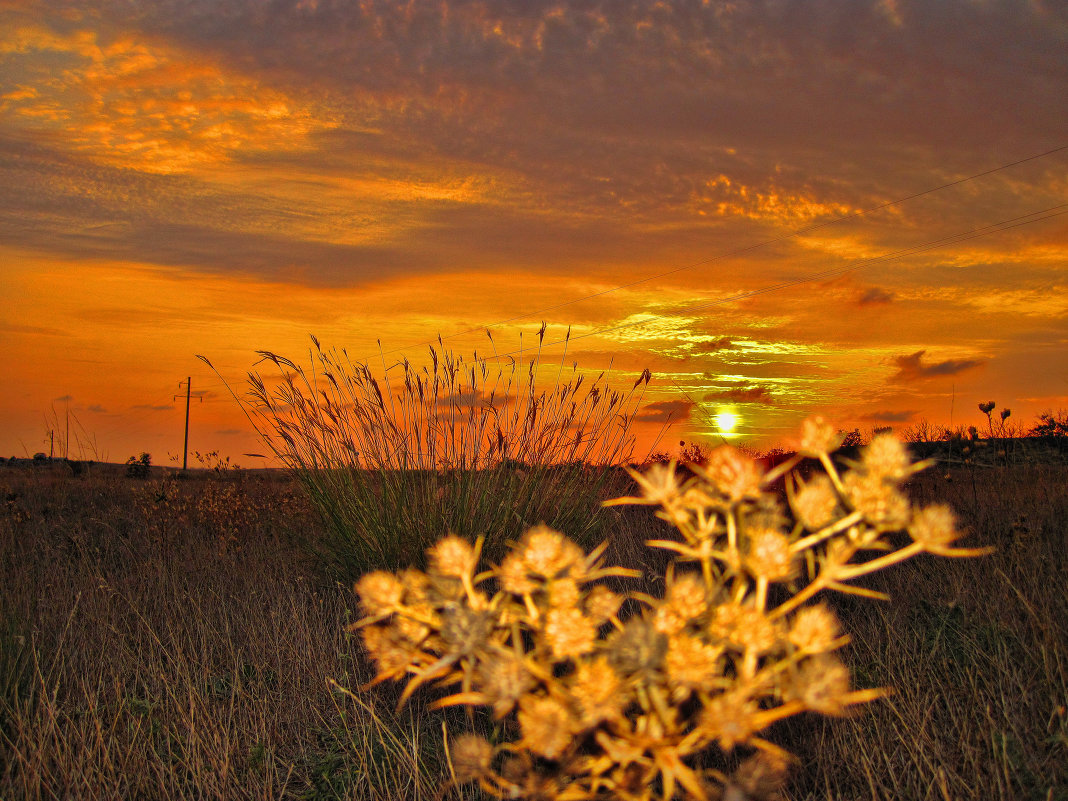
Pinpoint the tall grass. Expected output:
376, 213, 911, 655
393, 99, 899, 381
228, 327, 651, 578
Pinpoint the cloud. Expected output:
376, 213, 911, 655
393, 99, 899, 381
702, 385, 774, 405
437, 390, 488, 409
132, 403, 175, 411
636, 398, 693, 424
0, 321, 67, 336
701, 337, 735, 352
862, 409, 917, 423
87, 404, 107, 413
54, 394, 73, 402
857, 287, 895, 305
214, 428, 242, 436
891, 350, 984, 382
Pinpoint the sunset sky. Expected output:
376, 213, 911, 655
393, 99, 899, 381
2, 0, 1066, 466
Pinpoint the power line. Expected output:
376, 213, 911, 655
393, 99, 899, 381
489, 202, 1068, 359
374, 143, 1068, 362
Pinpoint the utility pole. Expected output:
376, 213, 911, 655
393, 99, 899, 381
175, 377, 199, 471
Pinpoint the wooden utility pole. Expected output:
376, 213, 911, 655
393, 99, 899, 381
176, 377, 193, 470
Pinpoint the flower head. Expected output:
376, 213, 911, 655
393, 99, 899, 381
520, 525, 583, 579
860, 434, 912, 482
799, 415, 841, 456
791, 475, 840, 531
518, 694, 574, 760
428, 535, 475, 578
745, 526, 796, 582
698, 446, 763, 504
544, 607, 597, 661
908, 504, 961, 549
788, 603, 841, 654
355, 571, 404, 616
450, 734, 494, 783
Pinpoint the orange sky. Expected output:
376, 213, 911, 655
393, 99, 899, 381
2, 0, 1066, 466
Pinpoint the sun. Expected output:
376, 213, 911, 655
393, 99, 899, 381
714, 411, 738, 433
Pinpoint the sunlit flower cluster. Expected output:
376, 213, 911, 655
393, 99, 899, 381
351, 420, 990, 800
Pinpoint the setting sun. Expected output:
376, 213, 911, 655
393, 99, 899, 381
714, 411, 739, 434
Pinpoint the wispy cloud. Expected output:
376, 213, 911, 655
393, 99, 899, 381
635, 398, 693, 424
891, 350, 984, 382
702, 385, 775, 405
862, 409, 917, 423
857, 287, 895, 305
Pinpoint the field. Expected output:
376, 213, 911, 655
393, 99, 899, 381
1, 457, 1065, 800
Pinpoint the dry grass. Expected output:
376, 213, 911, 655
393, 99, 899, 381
211, 332, 650, 578
1, 454, 1065, 800
0, 467, 450, 800
781, 462, 1068, 801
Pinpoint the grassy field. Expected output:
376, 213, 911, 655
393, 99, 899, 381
1, 457, 1065, 800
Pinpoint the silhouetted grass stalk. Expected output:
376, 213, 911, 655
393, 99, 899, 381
228, 326, 651, 576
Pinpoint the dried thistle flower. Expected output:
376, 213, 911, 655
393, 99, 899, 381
584, 584, 624, 623
518, 694, 574, 760
519, 524, 583, 578
790, 474, 839, 531
544, 607, 597, 660
428, 534, 475, 578
799, 415, 841, 456
908, 503, 961, 549
449, 733, 494, 783
860, 433, 912, 481
697, 446, 763, 504
788, 603, 842, 654
355, 570, 405, 617
745, 525, 797, 583
349, 422, 988, 801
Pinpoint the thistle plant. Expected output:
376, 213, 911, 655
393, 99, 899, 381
350, 417, 991, 800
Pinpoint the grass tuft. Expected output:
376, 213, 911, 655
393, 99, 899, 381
234, 330, 650, 578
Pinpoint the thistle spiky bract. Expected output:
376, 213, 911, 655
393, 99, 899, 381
352, 421, 990, 800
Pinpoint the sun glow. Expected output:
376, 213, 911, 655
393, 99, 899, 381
714, 411, 738, 433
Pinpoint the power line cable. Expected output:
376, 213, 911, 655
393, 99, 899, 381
488, 202, 1068, 359
373, 143, 1068, 361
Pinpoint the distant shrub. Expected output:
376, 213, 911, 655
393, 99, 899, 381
125, 452, 151, 479
1029, 410, 1068, 439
